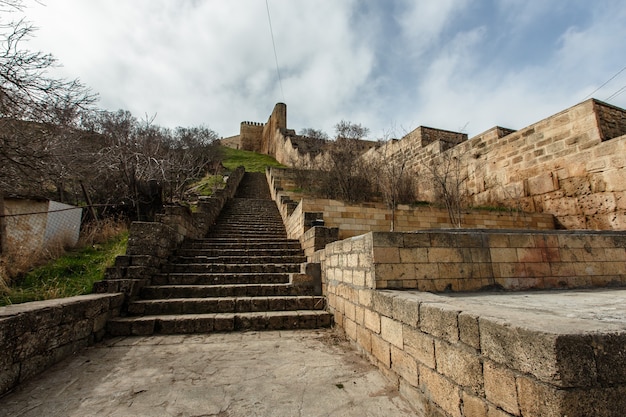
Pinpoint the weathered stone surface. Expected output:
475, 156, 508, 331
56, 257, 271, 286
419, 302, 459, 343
484, 360, 519, 415
435, 340, 483, 394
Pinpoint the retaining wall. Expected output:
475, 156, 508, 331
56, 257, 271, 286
0, 293, 124, 397
320, 231, 626, 416
94, 167, 245, 299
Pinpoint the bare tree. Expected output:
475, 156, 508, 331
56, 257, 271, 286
0, 0, 96, 197
299, 128, 328, 140
373, 134, 416, 231
426, 150, 466, 228
314, 121, 376, 202
334, 120, 369, 140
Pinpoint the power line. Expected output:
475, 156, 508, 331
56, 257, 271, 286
582, 64, 626, 100
265, 0, 285, 102
605, 85, 626, 102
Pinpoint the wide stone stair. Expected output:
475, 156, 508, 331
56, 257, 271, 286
108, 172, 331, 335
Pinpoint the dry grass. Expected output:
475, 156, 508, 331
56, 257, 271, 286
0, 218, 128, 290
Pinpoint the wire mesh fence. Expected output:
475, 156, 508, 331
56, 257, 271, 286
0, 199, 83, 255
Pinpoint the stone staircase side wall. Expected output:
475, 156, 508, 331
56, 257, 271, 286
322, 232, 626, 417
93, 167, 245, 297
0, 293, 124, 397
369, 230, 626, 292
266, 166, 555, 249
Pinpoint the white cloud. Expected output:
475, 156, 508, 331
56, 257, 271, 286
13, 0, 626, 140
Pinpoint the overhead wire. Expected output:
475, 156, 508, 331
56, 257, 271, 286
582, 64, 626, 100
265, 0, 285, 102
605, 85, 626, 102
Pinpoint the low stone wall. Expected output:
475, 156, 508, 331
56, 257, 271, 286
267, 167, 556, 243
94, 167, 245, 298
0, 293, 124, 397
326, 231, 626, 292
321, 233, 626, 416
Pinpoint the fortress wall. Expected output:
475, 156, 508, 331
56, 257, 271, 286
321, 232, 626, 416
267, 167, 554, 243
368, 99, 626, 230
220, 134, 241, 149
239, 122, 264, 153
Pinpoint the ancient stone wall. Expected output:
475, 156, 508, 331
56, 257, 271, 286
267, 167, 555, 242
0, 294, 124, 397
240, 122, 264, 153
368, 99, 626, 230
319, 232, 626, 416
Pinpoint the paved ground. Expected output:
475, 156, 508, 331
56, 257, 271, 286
1, 329, 417, 417
441, 288, 626, 333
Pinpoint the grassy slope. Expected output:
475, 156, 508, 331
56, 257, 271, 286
0, 148, 282, 306
0, 232, 128, 306
220, 146, 284, 173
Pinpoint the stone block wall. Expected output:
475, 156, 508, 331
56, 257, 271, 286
0, 294, 124, 397
370, 230, 626, 291
322, 233, 626, 416
94, 167, 245, 299
267, 167, 556, 243
370, 99, 626, 230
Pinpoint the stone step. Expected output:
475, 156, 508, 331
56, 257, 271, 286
127, 296, 327, 315
207, 233, 288, 240
181, 242, 301, 251
184, 238, 299, 246
151, 273, 291, 285
170, 255, 307, 265
162, 263, 301, 274
209, 226, 286, 233
107, 310, 333, 335
140, 284, 315, 299
175, 248, 304, 257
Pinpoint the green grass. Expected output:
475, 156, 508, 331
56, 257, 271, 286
220, 146, 285, 172
0, 232, 128, 306
188, 174, 225, 197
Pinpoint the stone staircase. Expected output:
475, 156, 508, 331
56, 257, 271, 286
107, 172, 331, 335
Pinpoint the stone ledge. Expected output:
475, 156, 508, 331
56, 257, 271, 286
0, 293, 124, 397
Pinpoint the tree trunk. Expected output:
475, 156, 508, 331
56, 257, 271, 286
0, 194, 7, 254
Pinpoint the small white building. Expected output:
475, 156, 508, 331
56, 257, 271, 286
0, 197, 83, 254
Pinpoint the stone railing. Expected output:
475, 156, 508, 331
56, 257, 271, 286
93, 167, 245, 300
0, 293, 123, 397
322, 231, 626, 416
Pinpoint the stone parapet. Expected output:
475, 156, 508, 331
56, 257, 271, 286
367, 230, 626, 291
0, 293, 124, 397
322, 232, 626, 416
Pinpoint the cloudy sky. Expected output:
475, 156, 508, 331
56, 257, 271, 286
16, 0, 626, 139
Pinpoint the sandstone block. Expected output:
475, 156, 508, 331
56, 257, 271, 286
484, 360, 519, 415
391, 346, 418, 386
419, 365, 462, 417
419, 302, 459, 343
399, 247, 428, 263
344, 317, 357, 341
357, 326, 372, 354
374, 247, 400, 263
458, 312, 480, 350
371, 334, 391, 368
516, 375, 563, 417
462, 392, 488, 417
403, 325, 435, 369
392, 294, 419, 326
364, 308, 381, 333
435, 340, 483, 394
381, 316, 403, 348
371, 291, 395, 317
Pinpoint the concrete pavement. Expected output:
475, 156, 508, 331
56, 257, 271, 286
1, 329, 417, 417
